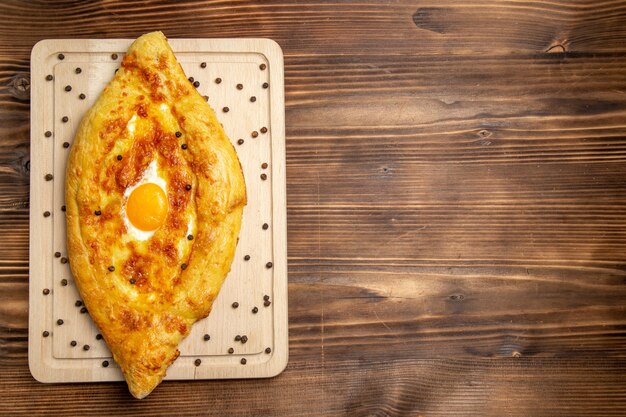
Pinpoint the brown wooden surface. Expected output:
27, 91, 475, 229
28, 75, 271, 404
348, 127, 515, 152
2, 0, 626, 415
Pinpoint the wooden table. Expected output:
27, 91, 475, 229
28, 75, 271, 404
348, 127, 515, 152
2, 1, 626, 415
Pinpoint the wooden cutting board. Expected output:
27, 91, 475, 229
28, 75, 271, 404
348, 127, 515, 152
28, 38, 287, 383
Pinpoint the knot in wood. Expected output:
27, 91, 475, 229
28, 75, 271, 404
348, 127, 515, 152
10, 73, 30, 100
546, 43, 567, 53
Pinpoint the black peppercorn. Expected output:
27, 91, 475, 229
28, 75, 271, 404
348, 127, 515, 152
265, 347, 272, 354
232, 302, 239, 309
65, 85, 72, 92
108, 265, 114, 272
203, 334, 210, 341
43, 211, 51, 218
260, 127, 268, 134
58, 53, 65, 60
262, 223, 269, 230
75, 300, 82, 307
102, 360, 109, 367
61, 278, 68, 286
71, 340, 77, 347
260, 63, 267, 70
57, 319, 64, 325
95, 210, 101, 216
117, 155, 122, 161
266, 262, 273, 269
252, 307, 258, 314
43, 288, 50, 295
261, 163, 268, 169
193, 81, 200, 88
263, 82, 269, 89
54, 252, 61, 258
251, 131, 258, 138
195, 359, 201, 366
223, 107, 229, 113
237, 139, 244, 145
45, 131, 52, 137
175, 131, 182, 138
129, 278, 136, 285
261, 174, 267, 180
236, 84, 243, 90
181, 263, 187, 270
228, 347, 234, 354
75, 67, 82, 74
96, 334, 102, 340
83, 344, 90, 351
111, 53, 118, 60
235, 335, 241, 341
63, 142, 70, 148
80, 307, 87, 314
200, 62, 207, 68
244, 255, 250, 261
181, 143, 188, 150
62, 116, 69, 123
250, 96, 256, 102
215, 78, 222, 84
46, 75, 53, 81
79, 93, 86, 100
185, 184, 192, 191
241, 358, 247, 365
43, 331, 50, 337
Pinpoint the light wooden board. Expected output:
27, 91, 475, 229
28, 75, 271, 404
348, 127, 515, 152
28, 38, 287, 383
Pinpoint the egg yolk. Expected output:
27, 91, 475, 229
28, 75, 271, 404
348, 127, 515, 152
126, 183, 168, 231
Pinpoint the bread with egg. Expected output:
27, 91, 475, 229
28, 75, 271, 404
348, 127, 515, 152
65, 31, 246, 399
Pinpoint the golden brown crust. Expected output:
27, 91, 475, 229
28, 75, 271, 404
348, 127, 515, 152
65, 32, 246, 399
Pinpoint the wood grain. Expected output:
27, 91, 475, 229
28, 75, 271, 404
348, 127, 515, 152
2, 0, 626, 415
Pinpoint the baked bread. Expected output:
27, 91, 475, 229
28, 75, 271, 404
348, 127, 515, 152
65, 31, 246, 398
